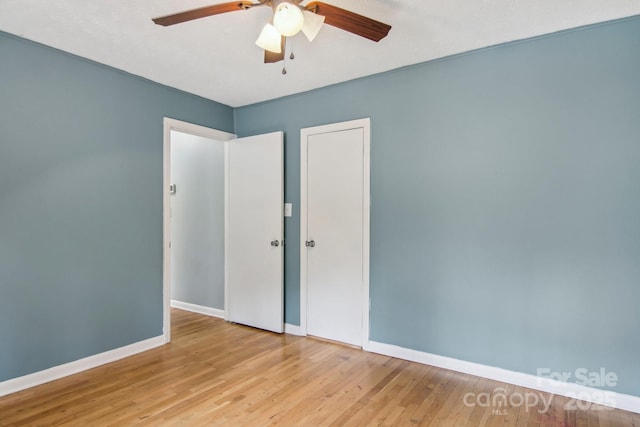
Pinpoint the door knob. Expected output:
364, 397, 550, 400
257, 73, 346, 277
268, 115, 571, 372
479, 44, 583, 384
270, 240, 280, 247
305, 240, 315, 248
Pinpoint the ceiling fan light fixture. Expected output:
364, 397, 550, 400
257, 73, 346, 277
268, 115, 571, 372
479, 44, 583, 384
256, 23, 282, 53
301, 10, 325, 42
152, 1, 392, 65
273, 2, 304, 37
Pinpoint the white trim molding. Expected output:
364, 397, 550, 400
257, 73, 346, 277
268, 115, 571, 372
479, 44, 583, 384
284, 323, 305, 336
368, 341, 640, 414
0, 336, 164, 398
171, 300, 225, 319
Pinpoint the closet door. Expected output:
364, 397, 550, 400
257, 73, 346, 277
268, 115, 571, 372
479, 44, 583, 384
301, 119, 370, 347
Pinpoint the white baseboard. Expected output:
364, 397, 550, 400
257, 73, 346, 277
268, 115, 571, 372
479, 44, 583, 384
171, 300, 225, 319
0, 335, 164, 398
284, 323, 305, 336
172, 300, 295, 335
368, 341, 640, 414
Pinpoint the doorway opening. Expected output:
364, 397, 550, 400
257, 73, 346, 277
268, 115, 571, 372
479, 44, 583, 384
162, 118, 235, 343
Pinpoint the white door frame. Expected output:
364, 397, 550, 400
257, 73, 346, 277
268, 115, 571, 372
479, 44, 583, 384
300, 118, 371, 350
162, 117, 235, 343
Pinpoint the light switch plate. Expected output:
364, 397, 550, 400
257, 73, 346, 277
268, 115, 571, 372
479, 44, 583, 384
284, 203, 292, 217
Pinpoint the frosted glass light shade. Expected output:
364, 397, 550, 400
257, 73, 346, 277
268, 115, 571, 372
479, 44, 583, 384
256, 24, 282, 53
273, 2, 304, 37
301, 10, 325, 42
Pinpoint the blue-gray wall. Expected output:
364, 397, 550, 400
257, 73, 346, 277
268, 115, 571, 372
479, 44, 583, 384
235, 16, 640, 396
0, 32, 233, 381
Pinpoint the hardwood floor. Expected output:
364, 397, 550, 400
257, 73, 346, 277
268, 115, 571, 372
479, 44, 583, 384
1, 309, 638, 426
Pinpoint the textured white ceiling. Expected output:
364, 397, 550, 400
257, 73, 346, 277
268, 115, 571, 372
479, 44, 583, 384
1, 0, 639, 107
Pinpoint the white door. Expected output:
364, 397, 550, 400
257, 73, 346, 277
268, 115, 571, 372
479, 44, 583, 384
301, 119, 370, 347
226, 132, 284, 333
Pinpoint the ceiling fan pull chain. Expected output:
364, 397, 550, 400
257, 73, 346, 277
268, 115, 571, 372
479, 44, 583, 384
282, 37, 289, 74
280, 35, 288, 74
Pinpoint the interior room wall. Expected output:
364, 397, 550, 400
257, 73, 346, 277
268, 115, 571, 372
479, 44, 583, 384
0, 31, 233, 382
169, 130, 225, 310
234, 16, 640, 396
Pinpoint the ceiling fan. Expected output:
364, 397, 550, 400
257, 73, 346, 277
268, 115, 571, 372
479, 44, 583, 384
152, 1, 391, 64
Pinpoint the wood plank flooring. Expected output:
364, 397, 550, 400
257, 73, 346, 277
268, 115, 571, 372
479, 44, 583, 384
1, 309, 638, 426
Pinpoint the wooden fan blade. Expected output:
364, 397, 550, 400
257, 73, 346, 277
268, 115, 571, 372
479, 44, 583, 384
305, 2, 391, 42
153, 1, 256, 26
264, 37, 286, 63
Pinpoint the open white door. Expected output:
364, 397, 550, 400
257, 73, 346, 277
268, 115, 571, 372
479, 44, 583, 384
226, 132, 284, 333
